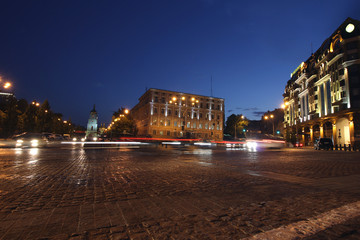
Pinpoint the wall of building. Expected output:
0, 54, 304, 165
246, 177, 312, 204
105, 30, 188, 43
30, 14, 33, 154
283, 18, 360, 146
131, 89, 224, 140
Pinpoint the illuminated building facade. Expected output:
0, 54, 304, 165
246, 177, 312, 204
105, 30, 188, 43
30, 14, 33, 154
283, 18, 360, 146
131, 88, 224, 140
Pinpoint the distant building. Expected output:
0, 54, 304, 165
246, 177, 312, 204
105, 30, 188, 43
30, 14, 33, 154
131, 88, 224, 140
0, 92, 15, 104
283, 17, 360, 146
86, 105, 98, 139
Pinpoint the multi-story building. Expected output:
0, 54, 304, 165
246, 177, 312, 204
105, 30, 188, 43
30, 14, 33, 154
283, 17, 360, 146
131, 88, 224, 140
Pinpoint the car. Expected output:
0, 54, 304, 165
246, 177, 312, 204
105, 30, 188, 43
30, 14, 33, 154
314, 138, 333, 150
13, 133, 49, 148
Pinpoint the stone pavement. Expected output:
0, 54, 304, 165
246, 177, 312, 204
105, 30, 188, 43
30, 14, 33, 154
0, 146, 360, 239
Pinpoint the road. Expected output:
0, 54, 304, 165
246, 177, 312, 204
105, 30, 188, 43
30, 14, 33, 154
0, 145, 360, 239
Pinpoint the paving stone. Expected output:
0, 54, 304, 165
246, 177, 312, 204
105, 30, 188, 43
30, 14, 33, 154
1, 147, 360, 239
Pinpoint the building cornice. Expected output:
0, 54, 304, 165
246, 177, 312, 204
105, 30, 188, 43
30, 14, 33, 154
328, 53, 344, 66
298, 89, 309, 97
315, 74, 331, 86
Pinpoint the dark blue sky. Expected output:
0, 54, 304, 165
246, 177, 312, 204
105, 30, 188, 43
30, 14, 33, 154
1, 0, 360, 125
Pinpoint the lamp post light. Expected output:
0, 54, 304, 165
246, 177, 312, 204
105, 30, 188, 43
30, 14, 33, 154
264, 114, 275, 136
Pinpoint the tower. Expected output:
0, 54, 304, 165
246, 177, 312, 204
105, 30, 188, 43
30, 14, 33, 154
86, 105, 98, 139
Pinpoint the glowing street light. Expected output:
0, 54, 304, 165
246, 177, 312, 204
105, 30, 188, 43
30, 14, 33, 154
3, 82, 11, 89
264, 115, 275, 136
124, 109, 129, 114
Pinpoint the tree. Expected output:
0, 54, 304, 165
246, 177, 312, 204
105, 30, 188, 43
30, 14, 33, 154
36, 100, 53, 132
108, 107, 136, 137
224, 114, 249, 139
1, 97, 19, 137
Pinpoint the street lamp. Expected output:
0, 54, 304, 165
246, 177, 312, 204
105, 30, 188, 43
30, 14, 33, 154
124, 109, 129, 114
3, 82, 11, 89
264, 114, 275, 136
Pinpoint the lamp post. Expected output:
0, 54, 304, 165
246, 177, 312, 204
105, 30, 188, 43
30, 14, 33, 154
264, 114, 275, 136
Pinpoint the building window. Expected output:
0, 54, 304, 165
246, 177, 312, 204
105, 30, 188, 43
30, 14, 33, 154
205, 123, 208, 129
160, 119, 164, 126
175, 110, 178, 116
187, 122, 190, 128
217, 124, 219, 130
211, 114, 214, 120
167, 131, 170, 136
340, 79, 345, 86
212, 104, 215, 109
193, 122, 196, 128
217, 115, 220, 120
168, 109, 172, 115
174, 121, 177, 127
194, 113, 197, 118
161, 108, 165, 114
206, 103, 209, 109
153, 119, 157, 125
154, 97, 158, 103
161, 97, 165, 103
153, 130, 156, 135
200, 113, 203, 118
167, 120, 171, 126
159, 131, 163, 136
154, 107, 158, 113
199, 123, 202, 129
200, 103, 203, 108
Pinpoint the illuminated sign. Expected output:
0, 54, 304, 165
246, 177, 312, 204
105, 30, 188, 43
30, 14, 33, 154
290, 62, 304, 78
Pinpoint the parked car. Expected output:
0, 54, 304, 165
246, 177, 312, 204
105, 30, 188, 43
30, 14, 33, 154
13, 133, 49, 148
314, 138, 333, 150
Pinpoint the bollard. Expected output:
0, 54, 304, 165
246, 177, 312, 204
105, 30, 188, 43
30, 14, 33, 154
353, 145, 356, 151
344, 144, 347, 151
339, 144, 342, 151
349, 144, 351, 151
335, 144, 338, 151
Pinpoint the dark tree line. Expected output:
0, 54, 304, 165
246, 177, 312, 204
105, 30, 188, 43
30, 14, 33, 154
0, 96, 83, 138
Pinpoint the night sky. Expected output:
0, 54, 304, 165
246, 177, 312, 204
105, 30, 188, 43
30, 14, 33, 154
1, 0, 360, 126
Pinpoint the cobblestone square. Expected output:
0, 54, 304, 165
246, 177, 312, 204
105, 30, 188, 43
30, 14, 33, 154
1, 146, 360, 239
